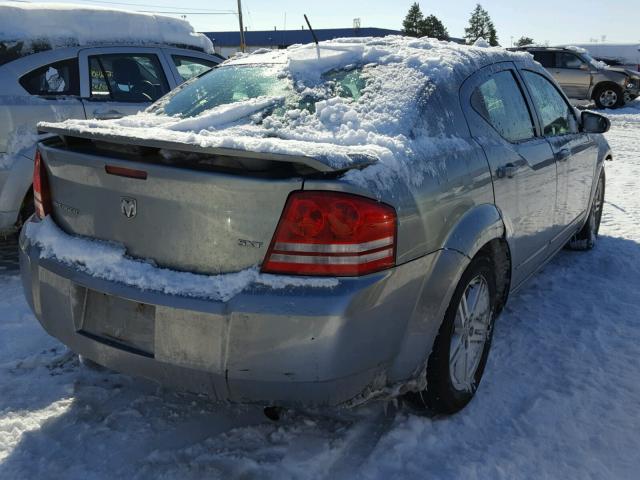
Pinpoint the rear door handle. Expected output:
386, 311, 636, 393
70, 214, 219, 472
93, 109, 123, 120
556, 148, 571, 162
496, 163, 517, 179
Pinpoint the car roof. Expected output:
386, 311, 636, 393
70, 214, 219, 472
0, 2, 215, 66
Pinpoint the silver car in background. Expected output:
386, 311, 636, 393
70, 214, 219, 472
20, 41, 612, 414
0, 42, 221, 235
511, 46, 637, 108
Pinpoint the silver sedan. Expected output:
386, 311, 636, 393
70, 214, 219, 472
20, 39, 611, 414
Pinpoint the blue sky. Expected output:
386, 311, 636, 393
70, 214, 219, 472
38, 0, 639, 45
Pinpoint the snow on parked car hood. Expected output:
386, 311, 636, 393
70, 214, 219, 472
40, 36, 531, 189
0, 2, 213, 54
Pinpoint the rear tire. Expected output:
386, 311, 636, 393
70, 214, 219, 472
593, 84, 624, 109
567, 169, 605, 251
405, 254, 498, 415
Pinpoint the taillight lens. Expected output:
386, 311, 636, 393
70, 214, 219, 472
262, 191, 397, 276
33, 150, 52, 219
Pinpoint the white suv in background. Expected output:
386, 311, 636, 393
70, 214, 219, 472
0, 44, 222, 234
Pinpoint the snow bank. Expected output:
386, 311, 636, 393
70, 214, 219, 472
25, 217, 338, 301
42, 36, 529, 192
0, 2, 213, 54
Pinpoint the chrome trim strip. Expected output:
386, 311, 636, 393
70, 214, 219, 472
269, 248, 393, 265
273, 237, 394, 254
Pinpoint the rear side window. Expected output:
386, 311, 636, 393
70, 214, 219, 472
522, 71, 578, 136
172, 55, 217, 82
89, 54, 169, 102
471, 70, 535, 143
19, 58, 80, 96
531, 51, 556, 68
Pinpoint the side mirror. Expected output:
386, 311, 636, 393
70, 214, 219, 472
581, 111, 610, 134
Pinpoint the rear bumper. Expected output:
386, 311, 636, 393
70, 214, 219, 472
19, 226, 450, 406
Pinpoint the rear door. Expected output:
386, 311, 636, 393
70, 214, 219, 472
79, 47, 173, 120
519, 69, 598, 242
550, 52, 591, 99
461, 63, 558, 287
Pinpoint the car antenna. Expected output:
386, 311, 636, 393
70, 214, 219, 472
304, 14, 319, 46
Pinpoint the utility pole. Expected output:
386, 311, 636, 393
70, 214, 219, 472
237, 0, 246, 52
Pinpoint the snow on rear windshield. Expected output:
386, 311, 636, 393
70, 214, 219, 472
151, 65, 367, 119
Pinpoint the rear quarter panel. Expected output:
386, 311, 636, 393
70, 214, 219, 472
304, 81, 500, 386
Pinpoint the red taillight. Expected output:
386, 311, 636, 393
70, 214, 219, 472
262, 191, 397, 276
33, 150, 52, 219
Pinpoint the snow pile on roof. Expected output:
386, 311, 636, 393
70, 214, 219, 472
472, 38, 491, 48
0, 2, 213, 53
41, 36, 531, 190
25, 217, 338, 301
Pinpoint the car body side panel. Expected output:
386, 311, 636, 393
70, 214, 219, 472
442, 203, 505, 259
460, 61, 560, 287
552, 67, 591, 99
302, 89, 498, 385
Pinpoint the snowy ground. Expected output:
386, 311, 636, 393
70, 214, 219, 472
1, 101, 640, 479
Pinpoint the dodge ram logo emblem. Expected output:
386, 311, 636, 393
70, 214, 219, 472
121, 197, 137, 219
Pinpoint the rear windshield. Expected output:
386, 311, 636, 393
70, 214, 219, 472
150, 64, 367, 119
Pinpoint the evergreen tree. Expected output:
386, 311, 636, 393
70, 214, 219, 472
515, 36, 535, 47
402, 2, 424, 38
421, 15, 449, 40
464, 4, 499, 46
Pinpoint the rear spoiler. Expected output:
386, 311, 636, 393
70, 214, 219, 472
38, 125, 377, 174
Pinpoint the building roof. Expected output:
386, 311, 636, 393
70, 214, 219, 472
203, 27, 402, 47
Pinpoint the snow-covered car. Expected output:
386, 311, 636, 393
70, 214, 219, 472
0, 3, 223, 235
20, 37, 612, 413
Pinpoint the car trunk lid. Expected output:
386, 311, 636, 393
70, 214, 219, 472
38, 139, 310, 275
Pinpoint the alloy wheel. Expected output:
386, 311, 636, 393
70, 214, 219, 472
449, 274, 492, 392
599, 90, 619, 108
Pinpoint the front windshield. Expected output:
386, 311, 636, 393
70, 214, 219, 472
581, 52, 605, 70
149, 64, 367, 119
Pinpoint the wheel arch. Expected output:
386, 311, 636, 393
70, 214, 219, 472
441, 203, 505, 259
388, 204, 513, 390
591, 81, 624, 100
